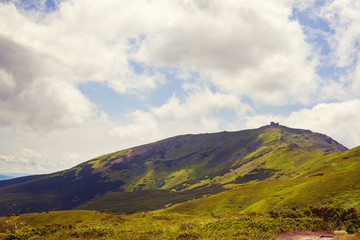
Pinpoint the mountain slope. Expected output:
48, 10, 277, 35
0, 124, 348, 216
166, 145, 360, 215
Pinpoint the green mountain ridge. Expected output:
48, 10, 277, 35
166, 145, 360, 215
0, 124, 356, 216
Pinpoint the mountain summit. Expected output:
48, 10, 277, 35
0, 124, 352, 215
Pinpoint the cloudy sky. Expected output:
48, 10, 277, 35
1, 0, 360, 174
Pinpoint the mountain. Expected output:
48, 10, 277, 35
0, 175, 10, 181
0, 124, 352, 216
0, 173, 29, 181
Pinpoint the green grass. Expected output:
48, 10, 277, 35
166, 171, 360, 215
0, 207, 359, 240
161, 144, 360, 216
0, 210, 104, 227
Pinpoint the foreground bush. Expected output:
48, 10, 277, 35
269, 206, 360, 233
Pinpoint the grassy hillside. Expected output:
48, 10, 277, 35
166, 146, 360, 215
0, 125, 349, 215
77, 126, 353, 214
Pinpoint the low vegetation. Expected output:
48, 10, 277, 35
0, 206, 359, 239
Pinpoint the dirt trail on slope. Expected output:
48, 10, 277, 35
270, 126, 282, 142
276, 231, 335, 240
276, 230, 352, 240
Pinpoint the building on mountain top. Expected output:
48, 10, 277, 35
270, 121, 279, 126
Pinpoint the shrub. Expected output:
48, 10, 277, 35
269, 206, 360, 233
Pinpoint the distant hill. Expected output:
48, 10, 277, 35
0, 124, 355, 216
0, 173, 29, 181
0, 175, 10, 181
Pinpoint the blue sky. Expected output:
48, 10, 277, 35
1, 0, 360, 174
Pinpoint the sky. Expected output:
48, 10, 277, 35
1, 0, 360, 174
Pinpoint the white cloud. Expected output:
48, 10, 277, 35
135, 0, 319, 105
0, 68, 16, 100
1, 0, 360, 174
321, 0, 360, 68
0, 0, 164, 89
108, 87, 247, 142
318, 0, 360, 97
0, 0, 322, 132
153, 88, 242, 120
0, 148, 83, 173
0, 35, 95, 129
353, 53, 360, 92
109, 110, 160, 141
0, 0, 166, 131
0, 116, 136, 173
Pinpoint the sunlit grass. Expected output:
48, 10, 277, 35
1, 207, 359, 240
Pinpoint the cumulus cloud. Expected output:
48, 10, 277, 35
353, 56, 360, 92
135, 0, 319, 105
109, 110, 160, 141
1, 0, 360, 174
0, 0, 322, 131
153, 88, 242, 120
108, 87, 248, 141
109, 109, 222, 142
321, 0, 360, 68
0, 148, 83, 173
0, 0, 166, 130
318, 0, 360, 96
0, 35, 94, 129
0, 0, 164, 89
